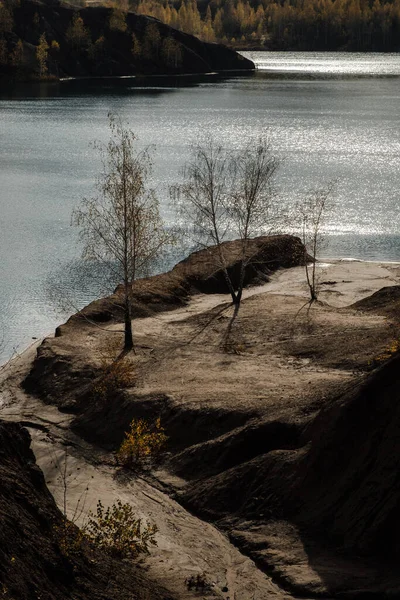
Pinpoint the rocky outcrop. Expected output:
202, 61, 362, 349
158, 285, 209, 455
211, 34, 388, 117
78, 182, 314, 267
0, 419, 174, 599
71, 234, 308, 327
2, 0, 254, 80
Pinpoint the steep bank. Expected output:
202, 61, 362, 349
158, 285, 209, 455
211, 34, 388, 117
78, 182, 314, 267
0, 0, 254, 81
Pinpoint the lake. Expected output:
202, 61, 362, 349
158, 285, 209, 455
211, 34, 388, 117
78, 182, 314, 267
1, 51, 400, 363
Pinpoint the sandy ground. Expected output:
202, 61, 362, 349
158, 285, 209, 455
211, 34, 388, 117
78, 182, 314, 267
114, 260, 398, 416
0, 346, 289, 600
1, 259, 399, 600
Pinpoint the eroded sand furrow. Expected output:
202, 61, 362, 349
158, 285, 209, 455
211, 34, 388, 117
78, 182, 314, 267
0, 350, 290, 600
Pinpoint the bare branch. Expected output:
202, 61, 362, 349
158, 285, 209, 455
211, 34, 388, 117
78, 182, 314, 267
171, 135, 280, 308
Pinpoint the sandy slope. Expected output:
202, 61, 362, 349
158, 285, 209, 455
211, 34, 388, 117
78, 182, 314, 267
1, 259, 399, 599
0, 347, 287, 599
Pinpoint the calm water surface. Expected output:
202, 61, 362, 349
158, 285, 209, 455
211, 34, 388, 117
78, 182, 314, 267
1, 51, 400, 363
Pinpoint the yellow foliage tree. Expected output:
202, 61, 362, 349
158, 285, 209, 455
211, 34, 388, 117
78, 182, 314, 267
66, 13, 90, 52
117, 417, 168, 467
161, 35, 183, 68
10, 38, 23, 67
85, 499, 158, 559
143, 22, 161, 59
131, 32, 141, 58
0, 38, 7, 65
36, 32, 49, 76
0, 0, 13, 34
109, 7, 127, 31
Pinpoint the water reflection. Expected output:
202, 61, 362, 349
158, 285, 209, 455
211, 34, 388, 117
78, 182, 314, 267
0, 71, 250, 100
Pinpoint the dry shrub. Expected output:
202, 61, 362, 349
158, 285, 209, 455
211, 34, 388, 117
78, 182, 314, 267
185, 572, 211, 592
92, 357, 135, 401
117, 418, 168, 468
84, 499, 158, 559
370, 338, 400, 369
98, 335, 123, 363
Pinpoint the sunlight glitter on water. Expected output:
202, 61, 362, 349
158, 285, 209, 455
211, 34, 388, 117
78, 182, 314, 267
1, 53, 400, 362
243, 51, 400, 76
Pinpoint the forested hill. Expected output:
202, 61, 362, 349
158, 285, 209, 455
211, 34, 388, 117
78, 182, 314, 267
131, 0, 400, 51
0, 0, 254, 81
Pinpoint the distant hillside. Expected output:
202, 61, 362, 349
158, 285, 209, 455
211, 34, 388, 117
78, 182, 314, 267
0, 0, 254, 81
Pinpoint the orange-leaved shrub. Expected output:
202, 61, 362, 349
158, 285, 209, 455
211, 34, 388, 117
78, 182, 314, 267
117, 417, 167, 468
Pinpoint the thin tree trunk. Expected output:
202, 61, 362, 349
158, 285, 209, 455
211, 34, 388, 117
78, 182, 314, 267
124, 284, 133, 351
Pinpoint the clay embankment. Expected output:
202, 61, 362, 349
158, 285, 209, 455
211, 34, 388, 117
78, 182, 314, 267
2, 237, 400, 598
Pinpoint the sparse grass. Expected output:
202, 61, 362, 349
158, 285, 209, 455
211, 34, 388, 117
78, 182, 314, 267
98, 335, 124, 364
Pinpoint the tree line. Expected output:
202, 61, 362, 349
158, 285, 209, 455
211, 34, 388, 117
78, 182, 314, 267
131, 0, 400, 50
3, 0, 399, 68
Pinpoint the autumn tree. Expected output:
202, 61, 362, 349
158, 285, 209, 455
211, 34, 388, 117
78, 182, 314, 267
131, 32, 141, 59
0, 1, 13, 35
0, 38, 7, 65
88, 35, 105, 62
66, 13, 90, 53
143, 22, 161, 60
72, 115, 171, 351
10, 37, 22, 67
36, 32, 49, 76
109, 6, 127, 32
161, 36, 182, 68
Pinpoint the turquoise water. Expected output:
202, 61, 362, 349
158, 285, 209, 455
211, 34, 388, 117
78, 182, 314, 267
1, 51, 400, 362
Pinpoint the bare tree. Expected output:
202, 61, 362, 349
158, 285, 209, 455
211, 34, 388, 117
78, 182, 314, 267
171, 137, 280, 307
228, 139, 280, 304
72, 115, 171, 352
299, 182, 335, 303
172, 140, 236, 302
